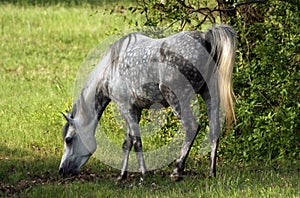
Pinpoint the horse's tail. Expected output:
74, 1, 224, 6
206, 25, 237, 130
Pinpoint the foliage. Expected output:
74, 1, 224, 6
227, 0, 300, 164
130, 0, 300, 165
131, 0, 220, 30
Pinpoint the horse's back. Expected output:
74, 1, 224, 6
108, 30, 212, 108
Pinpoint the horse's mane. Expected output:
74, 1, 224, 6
109, 32, 142, 69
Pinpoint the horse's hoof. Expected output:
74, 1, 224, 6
208, 170, 216, 178
117, 172, 128, 182
170, 170, 183, 182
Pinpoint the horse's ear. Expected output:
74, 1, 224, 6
62, 111, 75, 125
62, 112, 69, 121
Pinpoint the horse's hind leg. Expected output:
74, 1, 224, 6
159, 84, 200, 181
117, 106, 146, 181
172, 113, 200, 181
200, 84, 220, 177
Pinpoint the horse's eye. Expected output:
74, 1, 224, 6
65, 137, 73, 145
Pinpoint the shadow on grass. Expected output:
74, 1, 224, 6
1, 144, 299, 197
0, 144, 61, 195
0, 144, 123, 196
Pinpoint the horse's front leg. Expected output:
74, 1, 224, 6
117, 129, 132, 181
132, 135, 147, 177
118, 106, 146, 181
130, 120, 147, 179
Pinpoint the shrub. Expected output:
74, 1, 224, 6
131, 0, 300, 165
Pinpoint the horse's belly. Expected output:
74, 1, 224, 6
132, 82, 169, 108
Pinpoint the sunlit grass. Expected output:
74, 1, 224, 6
0, 3, 137, 185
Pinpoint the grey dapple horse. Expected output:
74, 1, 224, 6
59, 25, 236, 181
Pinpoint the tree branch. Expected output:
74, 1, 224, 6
215, 0, 268, 13
135, 0, 268, 29
176, 0, 194, 10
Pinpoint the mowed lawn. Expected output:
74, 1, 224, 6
0, 4, 299, 197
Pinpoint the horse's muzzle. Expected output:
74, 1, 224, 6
59, 166, 79, 176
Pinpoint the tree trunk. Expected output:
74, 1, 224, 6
217, 0, 227, 24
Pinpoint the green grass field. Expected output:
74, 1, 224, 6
0, 4, 299, 197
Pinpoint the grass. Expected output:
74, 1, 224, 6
0, 3, 299, 197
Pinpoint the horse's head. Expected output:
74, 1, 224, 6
59, 96, 98, 176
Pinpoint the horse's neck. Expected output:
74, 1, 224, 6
78, 46, 114, 124
81, 70, 109, 122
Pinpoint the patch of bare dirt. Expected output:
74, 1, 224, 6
0, 169, 103, 196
